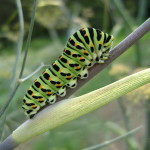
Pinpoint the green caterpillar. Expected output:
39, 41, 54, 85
22, 28, 114, 119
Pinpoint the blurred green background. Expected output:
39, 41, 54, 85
0, 0, 150, 150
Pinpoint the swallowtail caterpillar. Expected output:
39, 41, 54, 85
22, 28, 114, 119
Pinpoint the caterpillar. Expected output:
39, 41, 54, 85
22, 27, 114, 119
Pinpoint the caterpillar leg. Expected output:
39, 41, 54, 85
24, 110, 36, 119
47, 95, 56, 104
103, 53, 109, 57
99, 60, 104, 63
101, 50, 110, 60
56, 87, 66, 96
77, 67, 88, 79
97, 49, 110, 63
102, 56, 109, 60
98, 56, 109, 63
66, 77, 77, 88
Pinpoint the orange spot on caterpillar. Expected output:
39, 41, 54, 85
70, 52, 73, 55
79, 57, 84, 60
47, 92, 52, 95
84, 33, 88, 37
83, 50, 88, 53
66, 76, 72, 79
75, 66, 80, 69
38, 98, 43, 102
99, 41, 103, 45
104, 43, 110, 46
31, 93, 34, 96
90, 43, 94, 47
42, 72, 46, 75
59, 69, 62, 72
39, 85, 43, 89
48, 77, 52, 80
56, 84, 62, 87
67, 61, 70, 64
31, 105, 37, 108
74, 43, 78, 47
52, 63, 56, 66
69, 38, 72, 41
60, 56, 63, 59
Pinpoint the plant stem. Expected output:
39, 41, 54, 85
11, 0, 24, 87
0, 0, 24, 141
0, 0, 37, 119
0, 84, 20, 118
19, 0, 37, 79
18, 63, 50, 83
0, 0, 24, 118
83, 126, 143, 150
111, 0, 142, 66
137, 0, 147, 24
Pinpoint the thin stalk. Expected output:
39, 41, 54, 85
0, 0, 24, 140
11, 0, 24, 88
19, 0, 37, 78
111, 0, 142, 66
137, 0, 147, 24
4, 11, 17, 27
117, 99, 136, 150
0, 114, 6, 141
114, 82, 139, 148
118, 100, 130, 130
83, 126, 143, 150
0, 84, 20, 119
0, 0, 24, 118
111, 0, 134, 29
18, 63, 50, 83
102, 0, 109, 31
106, 122, 139, 150
0, 0, 37, 119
